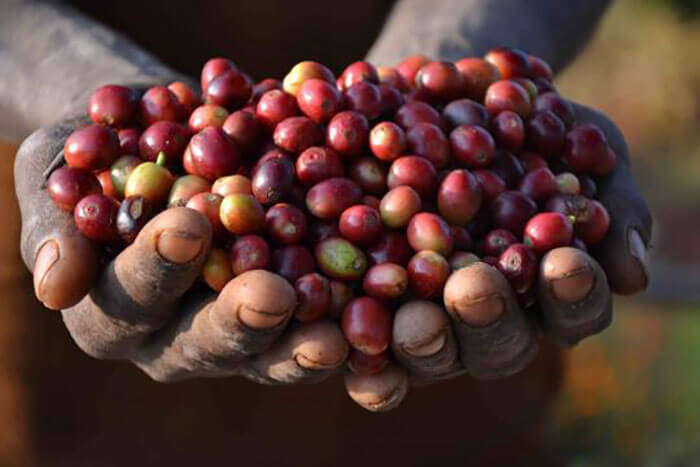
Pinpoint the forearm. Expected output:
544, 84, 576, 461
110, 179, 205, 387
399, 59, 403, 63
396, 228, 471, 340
0, 0, 183, 142
367, 0, 612, 74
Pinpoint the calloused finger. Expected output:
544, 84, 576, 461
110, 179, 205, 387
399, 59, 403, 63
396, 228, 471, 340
537, 247, 611, 346
443, 262, 538, 380
132, 270, 296, 382
345, 364, 409, 412
62, 207, 212, 359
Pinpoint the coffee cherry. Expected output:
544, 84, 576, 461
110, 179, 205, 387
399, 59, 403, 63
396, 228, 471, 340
497, 243, 538, 293
339, 61, 379, 90
138, 121, 189, 163
450, 124, 496, 168
294, 273, 331, 322
315, 237, 368, 280
369, 121, 407, 162
407, 250, 450, 299
265, 203, 308, 245
415, 61, 464, 102
492, 110, 525, 151
396, 55, 430, 84
535, 92, 575, 128
368, 231, 413, 266
523, 212, 574, 253
230, 235, 271, 275
339, 205, 383, 246
485, 80, 531, 118
205, 69, 252, 110
116, 195, 153, 244
222, 110, 261, 154
518, 152, 548, 172
256, 89, 299, 131
220, 193, 265, 234
484, 47, 531, 79
575, 200, 610, 245
442, 99, 489, 128
518, 167, 557, 201
296, 146, 345, 186
47, 167, 102, 211
342, 297, 392, 355
350, 157, 387, 195
124, 154, 175, 206
555, 172, 581, 195
344, 81, 383, 120
326, 111, 369, 157
89, 85, 138, 127
306, 178, 362, 219
140, 86, 185, 126
168, 81, 200, 113
188, 104, 229, 133
188, 127, 241, 181
273, 245, 315, 282
202, 249, 234, 292
168, 175, 212, 207
387, 156, 437, 198
473, 170, 507, 201
563, 123, 608, 173
491, 190, 538, 235
297, 78, 343, 123
527, 110, 566, 157
377, 66, 409, 91
455, 58, 501, 101
186, 192, 226, 237
283, 61, 335, 96
65, 124, 120, 171
380, 186, 422, 229
480, 228, 517, 257
273, 116, 323, 154
363, 263, 409, 300
491, 151, 526, 187
251, 157, 295, 205
437, 169, 482, 226
201, 57, 237, 92
74, 194, 119, 242
117, 128, 140, 155
395, 101, 443, 129
407, 212, 454, 257
406, 123, 450, 169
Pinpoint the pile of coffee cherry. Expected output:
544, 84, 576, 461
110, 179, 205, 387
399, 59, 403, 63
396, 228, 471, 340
47, 47, 615, 375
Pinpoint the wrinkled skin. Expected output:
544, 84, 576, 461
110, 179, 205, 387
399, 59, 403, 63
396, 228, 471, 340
16, 85, 651, 409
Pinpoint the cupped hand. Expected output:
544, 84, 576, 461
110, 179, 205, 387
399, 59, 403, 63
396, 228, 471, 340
345, 103, 652, 411
15, 112, 349, 385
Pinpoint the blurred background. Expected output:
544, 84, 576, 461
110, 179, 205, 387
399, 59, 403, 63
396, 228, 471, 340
1, 0, 699, 465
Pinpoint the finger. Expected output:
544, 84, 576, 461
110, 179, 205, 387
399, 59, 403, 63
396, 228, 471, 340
15, 116, 100, 309
132, 270, 297, 382
574, 105, 652, 295
345, 364, 409, 412
537, 247, 611, 346
245, 320, 349, 384
392, 300, 461, 380
61, 207, 212, 359
443, 262, 539, 380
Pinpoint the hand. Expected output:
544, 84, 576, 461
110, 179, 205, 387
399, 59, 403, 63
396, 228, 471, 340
345, 103, 652, 411
15, 111, 349, 385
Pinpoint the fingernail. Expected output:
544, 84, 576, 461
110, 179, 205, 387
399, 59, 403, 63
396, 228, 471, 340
238, 307, 289, 329
156, 231, 203, 264
551, 266, 595, 303
34, 240, 59, 303
628, 229, 649, 288
456, 294, 505, 327
403, 331, 447, 357
295, 353, 344, 370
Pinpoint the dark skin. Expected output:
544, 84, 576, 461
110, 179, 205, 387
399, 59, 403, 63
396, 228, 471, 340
8, 0, 650, 417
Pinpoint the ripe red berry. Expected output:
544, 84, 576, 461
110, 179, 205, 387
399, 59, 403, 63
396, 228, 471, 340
523, 212, 574, 253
